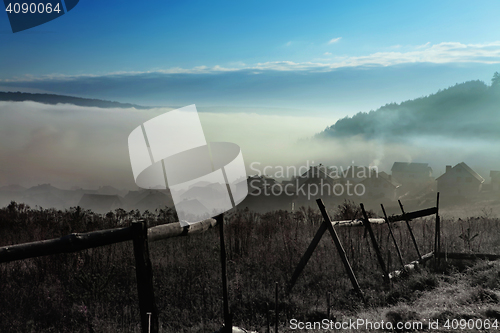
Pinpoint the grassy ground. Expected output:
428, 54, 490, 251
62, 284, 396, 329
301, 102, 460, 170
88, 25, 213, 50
0, 200, 499, 332
330, 260, 500, 332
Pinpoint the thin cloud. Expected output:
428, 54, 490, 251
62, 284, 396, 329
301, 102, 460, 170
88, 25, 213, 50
328, 37, 342, 44
324, 52, 332, 55
416, 42, 431, 49
2, 41, 500, 82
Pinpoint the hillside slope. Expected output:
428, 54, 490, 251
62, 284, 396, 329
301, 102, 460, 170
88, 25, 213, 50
0, 91, 152, 109
317, 75, 500, 141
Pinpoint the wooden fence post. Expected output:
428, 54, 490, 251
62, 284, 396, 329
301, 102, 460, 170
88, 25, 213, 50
317, 199, 365, 301
216, 213, 232, 333
132, 220, 159, 333
398, 200, 423, 261
360, 204, 389, 283
381, 204, 405, 269
288, 219, 328, 292
434, 192, 441, 264
275, 282, 279, 333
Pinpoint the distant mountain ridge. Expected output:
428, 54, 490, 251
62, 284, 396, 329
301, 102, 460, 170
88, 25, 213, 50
317, 73, 500, 141
0, 91, 153, 109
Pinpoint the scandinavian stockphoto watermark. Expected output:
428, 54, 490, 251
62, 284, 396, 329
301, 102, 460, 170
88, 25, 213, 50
127, 105, 248, 226
248, 161, 379, 199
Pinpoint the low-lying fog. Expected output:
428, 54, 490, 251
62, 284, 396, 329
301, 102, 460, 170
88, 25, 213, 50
0, 101, 498, 190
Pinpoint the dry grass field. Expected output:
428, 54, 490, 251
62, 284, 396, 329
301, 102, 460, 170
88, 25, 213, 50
0, 199, 499, 332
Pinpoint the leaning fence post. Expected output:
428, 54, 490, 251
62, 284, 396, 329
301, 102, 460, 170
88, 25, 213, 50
381, 204, 405, 269
287, 219, 328, 292
132, 220, 159, 333
360, 204, 389, 283
398, 200, 423, 261
317, 199, 365, 301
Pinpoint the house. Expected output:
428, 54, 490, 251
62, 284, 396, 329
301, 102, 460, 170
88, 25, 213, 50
391, 162, 433, 185
246, 175, 278, 194
238, 175, 294, 213
298, 165, 336, 181
436, 162, 484, 197
491, 171, 500, 192
291, 165, 342, 206
296, 165, 339, 187
360, 171, 400, 200
334, 166, 400, 199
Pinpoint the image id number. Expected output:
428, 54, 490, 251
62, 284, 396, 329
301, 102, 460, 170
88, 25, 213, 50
6, 2, 61, 14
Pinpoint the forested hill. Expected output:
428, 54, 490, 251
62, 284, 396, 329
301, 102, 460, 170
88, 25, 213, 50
0, 91, 152, 109
316, 73, 500, 141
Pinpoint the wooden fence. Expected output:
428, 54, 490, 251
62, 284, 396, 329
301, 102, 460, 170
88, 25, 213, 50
0, 195, 443, 332
288, 193, 442, 297
0, 217, 223, 333
2, 190, 499, 332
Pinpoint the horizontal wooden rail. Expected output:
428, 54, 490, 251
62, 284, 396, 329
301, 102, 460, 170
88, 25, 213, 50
0, 218, 218, 264
388, 207, 438, 223
333, 206, 437, 227
389, 251, 434, 279
0, 226, 134, 264
334, 218, 385, 227
148, 218, 217, 242
435, 252, 500, 261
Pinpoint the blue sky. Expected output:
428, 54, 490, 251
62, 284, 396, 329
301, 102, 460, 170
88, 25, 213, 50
1, 1, 500, 73
1, 0, 500, 115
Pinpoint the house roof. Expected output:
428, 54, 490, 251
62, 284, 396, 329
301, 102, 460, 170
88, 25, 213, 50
391, 162, 432, 174
436, 162, 485, 183
298, 166, 336, 186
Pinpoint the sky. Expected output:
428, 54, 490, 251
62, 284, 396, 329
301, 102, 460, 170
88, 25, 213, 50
2, 1, 500, 113
1, 0, 500, 189
1, 1, 500, 74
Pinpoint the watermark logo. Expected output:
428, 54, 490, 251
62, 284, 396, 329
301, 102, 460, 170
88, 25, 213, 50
128, 105, 248, 226
3, 0, 79, 33
247, 161, 381, 200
